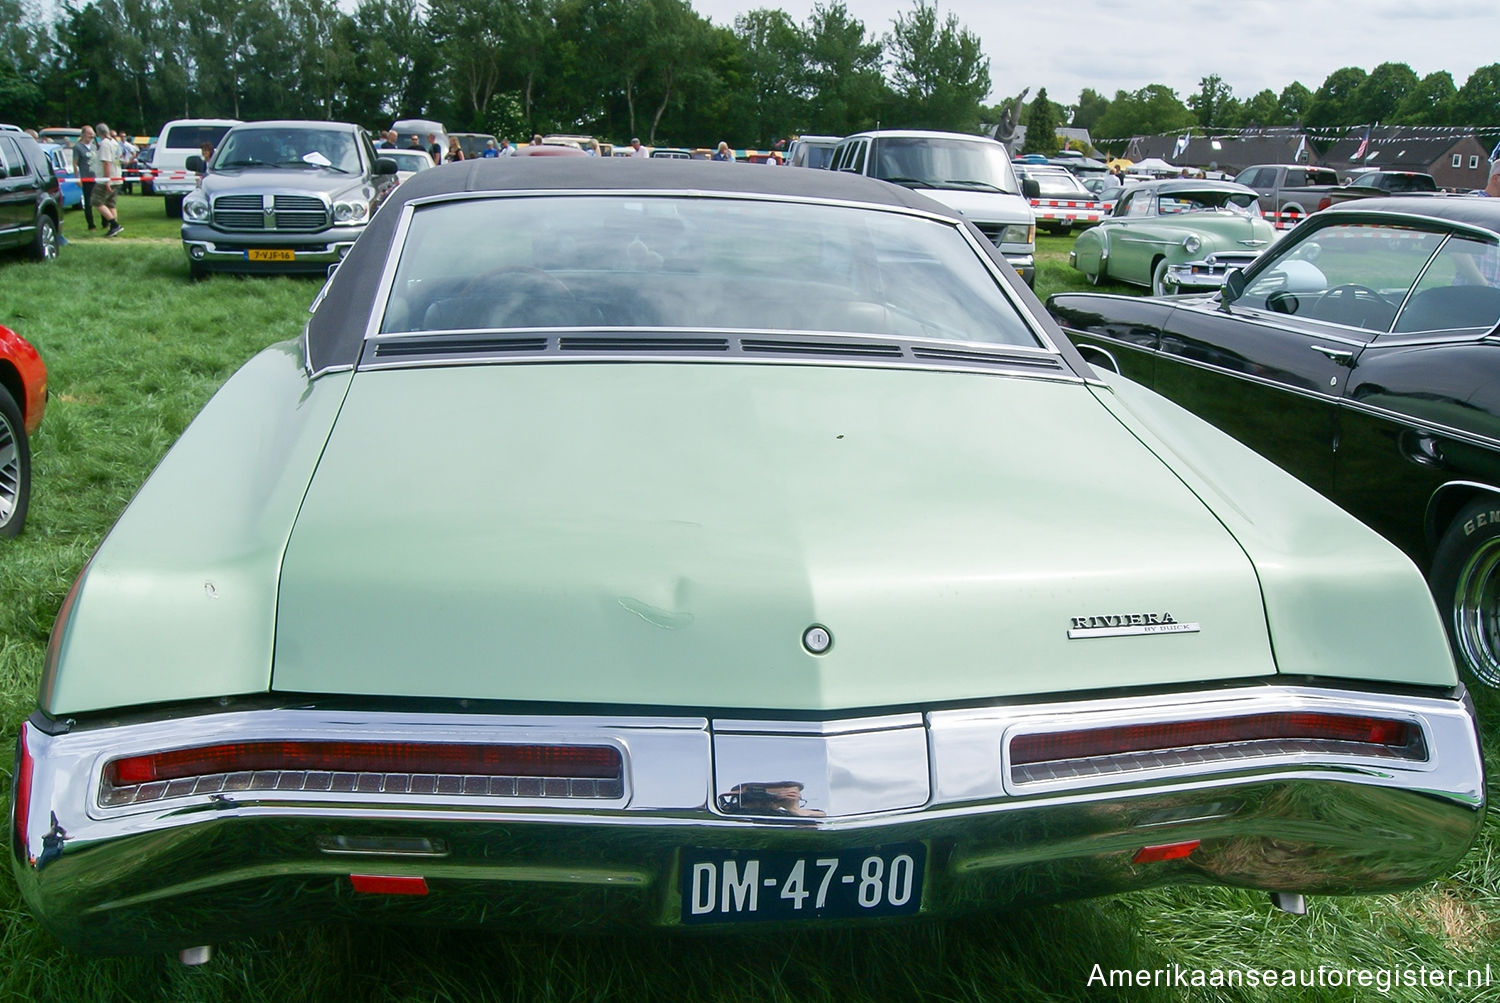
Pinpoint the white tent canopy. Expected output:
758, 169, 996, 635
1130, 158, 1179, 174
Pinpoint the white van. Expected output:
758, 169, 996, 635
830, 130, 1038, 286
152, 118, 241, 217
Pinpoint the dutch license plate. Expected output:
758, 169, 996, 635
680, 842, 925, 924
247, 249, 296, 262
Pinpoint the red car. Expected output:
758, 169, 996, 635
0, 323, 46, 536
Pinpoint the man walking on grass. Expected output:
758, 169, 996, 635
94, 123, 123, 237
71, 125, 98, 231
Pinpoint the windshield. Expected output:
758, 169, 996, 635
1157, 190, 1258, 215
378, 195, 1041, 349
164, 124, 233, 150
213, 126, 360, 173
868, 138, 1020, 194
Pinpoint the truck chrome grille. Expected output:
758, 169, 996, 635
211, 194, 329, 232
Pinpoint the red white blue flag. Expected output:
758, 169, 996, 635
1352, 126, 1371, 161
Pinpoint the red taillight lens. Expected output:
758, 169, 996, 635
1011, 712, 1412, 766
106, 741, 621, 787
13, 723, 34, 860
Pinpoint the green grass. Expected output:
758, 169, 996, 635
1, 201, 1497, 1000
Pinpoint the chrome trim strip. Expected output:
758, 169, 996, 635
360, 199, 416, 348
359, 190, 1065, 361
356, 351, 1083, 386
713, 714, 923, 735
400, 187, 965, 228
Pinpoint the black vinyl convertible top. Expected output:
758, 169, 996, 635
305, 159, 967, 373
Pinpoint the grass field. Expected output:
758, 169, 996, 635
0, 196, 1497, 1001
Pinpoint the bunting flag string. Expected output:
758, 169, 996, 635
1091, 123, 1500, 147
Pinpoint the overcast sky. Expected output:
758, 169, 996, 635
690, 0, 1500, 117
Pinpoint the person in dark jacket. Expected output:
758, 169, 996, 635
71, 126, 97, 231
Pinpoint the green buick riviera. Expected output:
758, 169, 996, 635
12, 161, 1485, 961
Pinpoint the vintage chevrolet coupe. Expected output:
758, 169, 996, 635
1070, 179, 1277, 294
13, 162, 1486, 960
1048, 197, 1500, 694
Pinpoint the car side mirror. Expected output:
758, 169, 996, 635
374, 157, 398, 176
1022, 178, 1041, 200
1223, 268, 1246, 304
186, 155, 205, 173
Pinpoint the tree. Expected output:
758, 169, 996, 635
1188, 74, 1234, 129
1452, 64, 1500, 129
802, 2, 886, 136
1305, 66, 1368, 128
734, 8, 807, 144
1092, 84, 1193, 140
1071, 87, 1109, 131
1393, 71, 1456, 125
885, 0, 989, 132
1277, 82, 1311, 123
1352, 61, 1417, 125
427, 0, 509, 128
1022, 87, 1059, 155
1240, 89, 1280, 127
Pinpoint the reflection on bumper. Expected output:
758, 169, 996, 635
13, 684, 1484, 954
1002, 253, 1035, 286
1164, 253, 1263, 292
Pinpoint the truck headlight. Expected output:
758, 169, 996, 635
1182, 235, 1202, 254
333, 201, 369, 223
1001, 224, 1034, 245
182, 196, 210, 222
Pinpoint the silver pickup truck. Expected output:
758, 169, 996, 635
1232, 164, 1342, 226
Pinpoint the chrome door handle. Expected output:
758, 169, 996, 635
1310, 344, 1355, 364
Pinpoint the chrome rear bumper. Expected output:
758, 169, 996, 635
12, 684, 1485, 955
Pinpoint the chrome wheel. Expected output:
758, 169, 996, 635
32, 216, 59, 261
1151, 259, 1172, 296
0, 390, 22, 534
1451, 538, 1500, 689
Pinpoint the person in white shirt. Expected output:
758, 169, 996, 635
629, 138, 648, 158
93, 123, 123, 236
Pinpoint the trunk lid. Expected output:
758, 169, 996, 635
272, 362, 1274, 710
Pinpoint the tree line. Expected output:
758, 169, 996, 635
2, 0, 1496, 152
0, 0, 988, 147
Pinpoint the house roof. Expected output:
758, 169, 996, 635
1321, 126, 1480, 170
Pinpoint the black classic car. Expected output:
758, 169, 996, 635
1048, 197, 1500, 691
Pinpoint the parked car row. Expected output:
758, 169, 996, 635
12, 160, 1487, 961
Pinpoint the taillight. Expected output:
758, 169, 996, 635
12, 723, 33, 862
101, 740, 625, 808
1012, 712, 1415, 766
107, 741, 620, 786
1317, 197, 1331, 211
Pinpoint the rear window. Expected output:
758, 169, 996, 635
378, 195, 1041, 349
164, 125, 234, 150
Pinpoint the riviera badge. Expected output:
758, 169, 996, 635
1067, 613, 1200, 639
